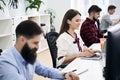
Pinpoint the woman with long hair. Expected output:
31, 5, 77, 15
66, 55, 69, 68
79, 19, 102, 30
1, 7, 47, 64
57, 9, 98, 67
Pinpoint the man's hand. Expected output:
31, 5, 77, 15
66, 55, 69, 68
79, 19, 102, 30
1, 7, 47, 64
63, 72, 79, 80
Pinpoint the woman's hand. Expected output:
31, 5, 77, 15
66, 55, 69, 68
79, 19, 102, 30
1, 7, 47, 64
83, 46, 101, 54
77, 46, 95, 57
83, 46, 95, 53
82, 50, 95, 57
76, 46, 101, 58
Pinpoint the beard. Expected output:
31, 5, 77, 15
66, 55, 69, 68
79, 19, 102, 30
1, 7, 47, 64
21, 43, 37, 64
93, 17, 98, 21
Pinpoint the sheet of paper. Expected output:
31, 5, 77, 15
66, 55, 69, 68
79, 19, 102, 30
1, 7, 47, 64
62, 58, 104, 80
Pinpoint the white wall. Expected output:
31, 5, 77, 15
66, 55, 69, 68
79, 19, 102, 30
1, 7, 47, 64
75, 0, 109, 17
39, 0, 48, 14
45, 0, 120, 32
46, 0, 72, 32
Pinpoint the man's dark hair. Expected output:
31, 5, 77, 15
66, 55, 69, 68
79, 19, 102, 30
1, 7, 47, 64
108, 5, 116, 11
16, 20, 43, 39
88, 5, 102, 14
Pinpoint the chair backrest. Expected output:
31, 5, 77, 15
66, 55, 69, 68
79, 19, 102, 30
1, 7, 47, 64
0, 49, 2, 55
45, 32, 59, 68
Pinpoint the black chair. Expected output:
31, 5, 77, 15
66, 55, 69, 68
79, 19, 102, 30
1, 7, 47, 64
45, 32, 67, 68
45, 32, 59, 68
0, 49, 2, 55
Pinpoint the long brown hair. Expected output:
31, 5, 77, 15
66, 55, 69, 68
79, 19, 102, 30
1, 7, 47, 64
59, 9, 81, 35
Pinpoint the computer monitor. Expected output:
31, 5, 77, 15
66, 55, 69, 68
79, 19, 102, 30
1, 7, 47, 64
105, 26, 120, 80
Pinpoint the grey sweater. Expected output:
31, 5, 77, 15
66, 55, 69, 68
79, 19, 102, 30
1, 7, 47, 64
100, 14, 114, 31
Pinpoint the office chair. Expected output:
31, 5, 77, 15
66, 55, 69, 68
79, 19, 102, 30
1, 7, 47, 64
45, 32, 67, 68
45, 32, 59, 68
0, 49, 2, 55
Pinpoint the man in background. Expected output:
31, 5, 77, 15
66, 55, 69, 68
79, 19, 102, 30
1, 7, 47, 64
0, 20, 79, 80
80, 5, 103, 47
100, 5, 120, 34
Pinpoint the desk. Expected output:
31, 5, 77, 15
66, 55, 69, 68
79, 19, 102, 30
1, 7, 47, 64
62, 43, 105, 80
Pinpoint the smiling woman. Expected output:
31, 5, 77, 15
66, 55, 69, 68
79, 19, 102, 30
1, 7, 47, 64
56, 9, 97, 67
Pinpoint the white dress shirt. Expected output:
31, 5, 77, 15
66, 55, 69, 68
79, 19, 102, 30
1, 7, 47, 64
56, 32, 84, 66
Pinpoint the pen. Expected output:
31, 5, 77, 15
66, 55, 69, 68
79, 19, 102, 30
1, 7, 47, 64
77, 69, 88, 75
71, 69, 77, 72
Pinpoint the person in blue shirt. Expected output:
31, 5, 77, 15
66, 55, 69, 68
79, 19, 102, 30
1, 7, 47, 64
0, 20, 79, 80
